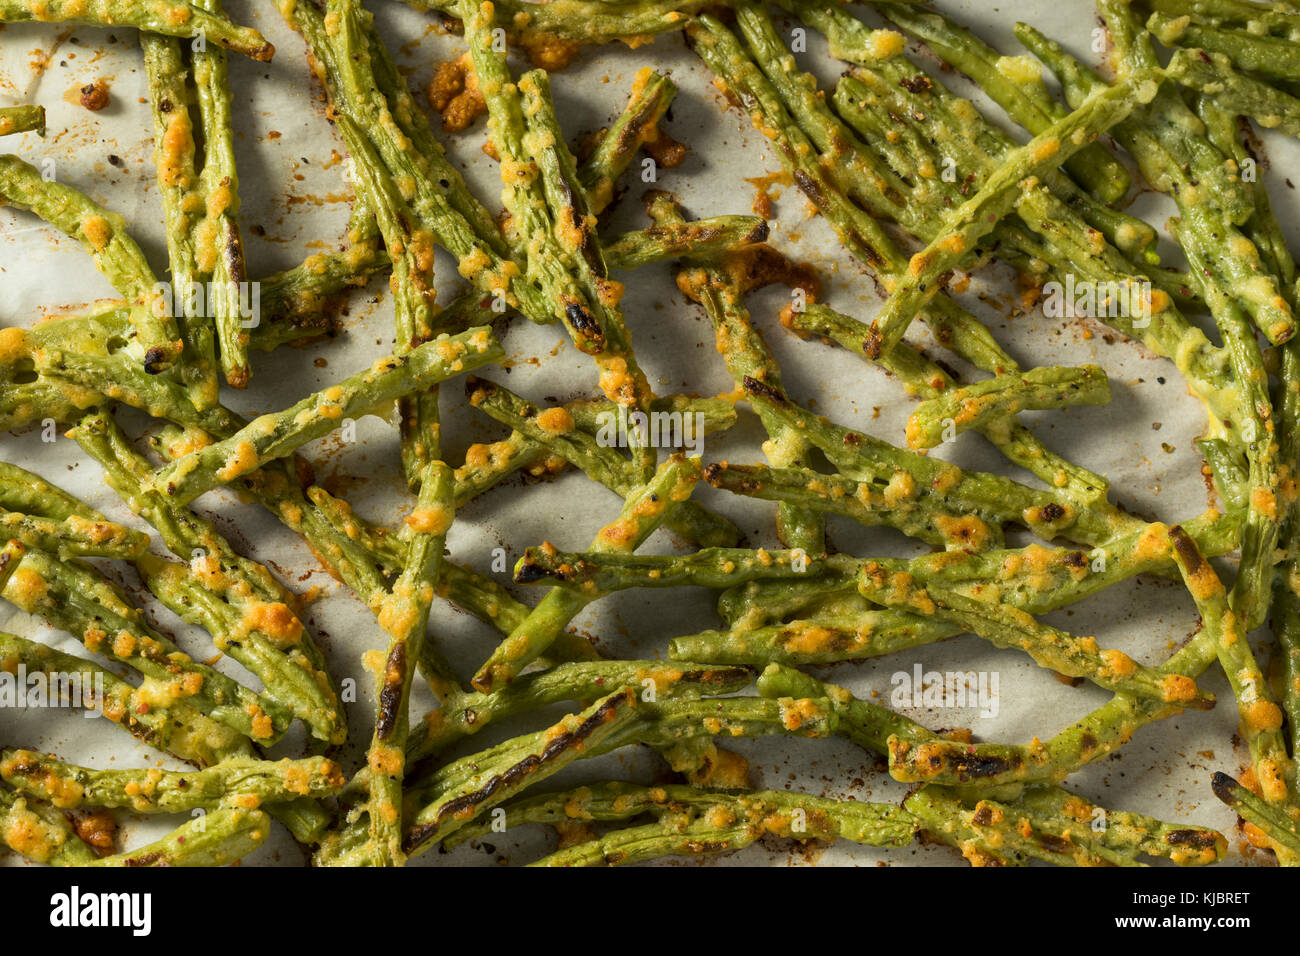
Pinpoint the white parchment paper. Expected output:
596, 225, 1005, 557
2, 0, 1294, 866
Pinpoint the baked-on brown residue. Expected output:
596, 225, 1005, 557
643, 129, 687, 169
73, 810, 118, 857
427, 54, 487, 132
79, 78, 110, 112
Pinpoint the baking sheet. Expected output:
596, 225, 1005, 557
0, 0, 1290, 866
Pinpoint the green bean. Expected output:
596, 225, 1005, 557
332, 109, 442, 490
0, 786, 99, 865
0, 631, 254, 767
1150, 10, 1300, 82
1015, 784, 1226, 866
669, 615, 954, 668
471, 454, 698, 691
742, 381, 1144, 546
733, 3, 1020, 283
0, 509, 147, 560
330, 10, 443, 491
1196, 93, 1297, 292
579, 68, 677, 216
361, 34, 460, 844
531, 817, 756, 866
0, 155, 180, 369
362, 463, 454, 866
191, 0, 252, 388
254, 238, 382, 345
0, 105, 43, 137
0, 381, 95, 432
148, 551, 349, 744
0, 751, 345, 813
398, 0, 714, 48
1020, 16, 1251, 225
1149, 0, 1300, 37
71, 410, 345, 745
1197, 437, 1250, 516
247, 214, 744, 350
757, 663, 938, 755
402, 691, 841, 861
300, 481, 603, 666
2, 546, 290, 744
1211, 772, 1300, 856
1167, 216, 1280, 631
1274, 340, 1300, 774
518, 67, 657, 476
1166, 525, 1291, 804
706, 461, 1007, 551
364, 26, 507, 256
145, 423, 400, 628
515, 545, 845, 593
865, 71, 1162, 360
0, 0, 274, 59
532, 789, 916, 866
686, 14, 1017, 382
718, 570, 891, 629
0, 540, 20, 591
892, 512, 1236, 604
830, 62, 1196, 349
452, 427, 623, 509
650, 195, 821, 552
28, 349, 234, 439
410, 660, 751, 761
0, 462, 103, 521
787, 0, 1157, 262
88, 807, 270, 867
905, 365, 1111, 450
388, 689, 641, 862
141, 35, 219, 409
1090, 4, 1297, 355
677, 511, 1235, 667
857, 559, 1213, 707
1016, 24, 1280, 409
871, 1, 1132, 204
149, 327, 500, 505
1169, 47, 1300, 139
281, 0, 542, 328
446, 780, 917, 853
465, 377, 631, 490
885, 621, 1219, 788
829, 68, 1155, 271
459, 0, 609, 356
406, 695, 836, 821
467, 376, 740, 547
605, 214, 768, 270
784, 304, 1113, 501
905, 786, 1135, 867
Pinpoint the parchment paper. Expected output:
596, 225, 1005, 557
1, 0, 1290, 866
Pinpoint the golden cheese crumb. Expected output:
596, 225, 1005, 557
405, 506, 453, 536
536, 406, 574, 436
